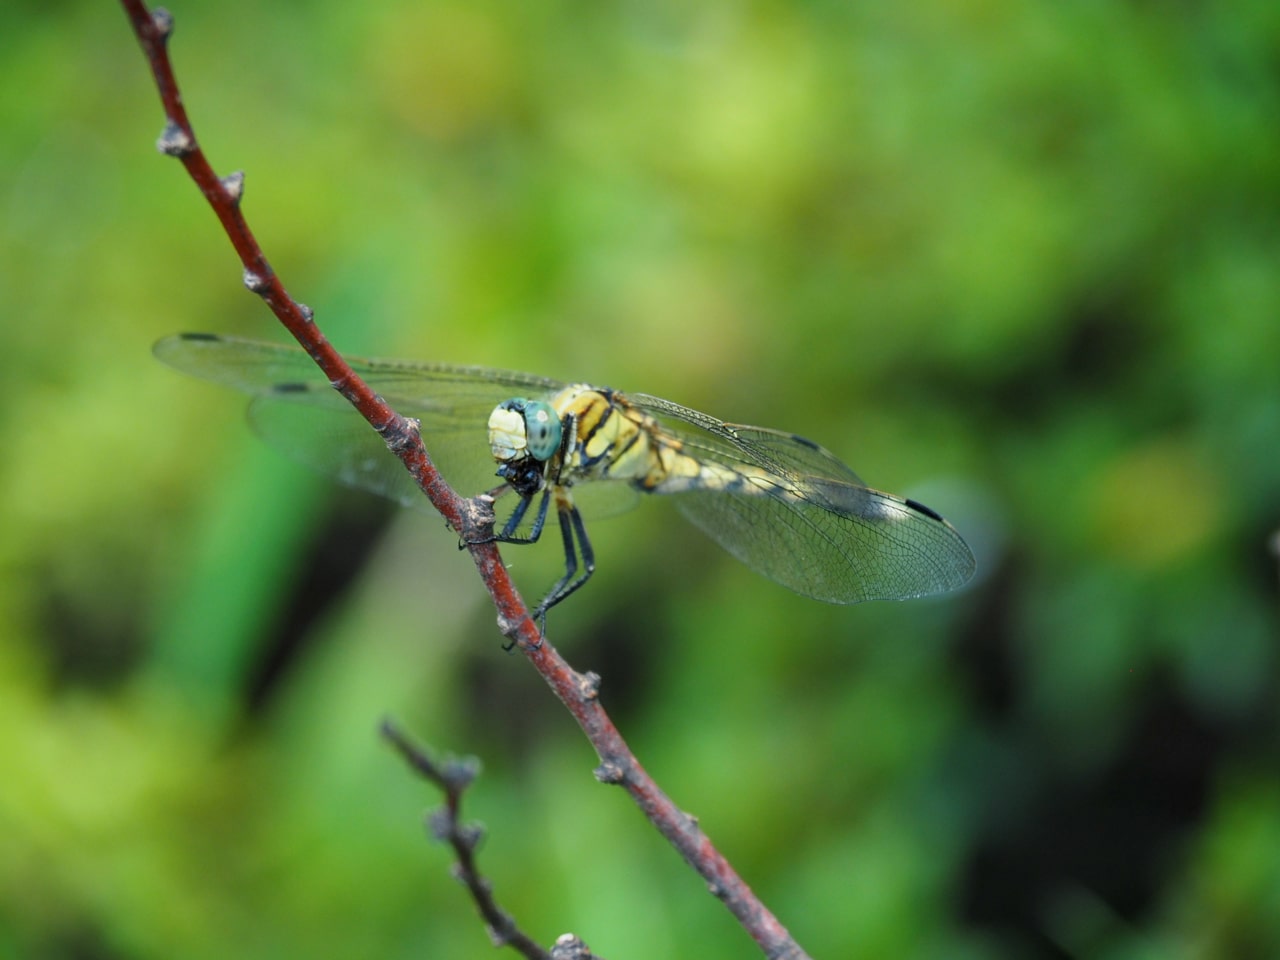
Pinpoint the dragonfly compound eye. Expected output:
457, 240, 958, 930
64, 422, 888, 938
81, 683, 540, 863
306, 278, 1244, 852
522, 400, 562, 461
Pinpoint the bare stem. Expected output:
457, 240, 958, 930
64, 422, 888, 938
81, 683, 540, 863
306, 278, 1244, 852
381, 720, 574, 960
120, 4, 809, 957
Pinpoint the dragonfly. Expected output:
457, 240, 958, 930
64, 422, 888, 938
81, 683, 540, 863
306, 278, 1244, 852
155, 333, 975, 618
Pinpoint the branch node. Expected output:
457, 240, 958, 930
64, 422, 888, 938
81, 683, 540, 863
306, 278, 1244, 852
443, 755, 481, 791
593, 760, 626, 785
577, 671, 601, 700
459, 493, 497, 544
456, 821, 485, 851
242, 267, 269, 295
483, 921, 509, 947
426, 808, 453, 842
551, 933, 598, 960
220, 170, 245, 205
496, 619, 522, 648
297, 302, 315, 323
151, 6, 174, 41
380, 415, 420, 456
156, 119, 194, 157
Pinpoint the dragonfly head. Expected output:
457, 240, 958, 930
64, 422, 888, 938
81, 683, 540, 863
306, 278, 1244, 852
488, 398, 563, 495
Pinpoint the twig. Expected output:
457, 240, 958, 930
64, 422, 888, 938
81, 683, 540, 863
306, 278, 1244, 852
120, 1, 461, 532
121, 5, 810, 958
381, 720, 584, 960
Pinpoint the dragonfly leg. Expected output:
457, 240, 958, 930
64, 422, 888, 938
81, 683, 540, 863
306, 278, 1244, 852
483, 488, 551, 546
533, 502, 596, 623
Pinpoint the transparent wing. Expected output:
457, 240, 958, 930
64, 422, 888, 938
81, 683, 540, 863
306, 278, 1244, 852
153, 332, 570, 408
629, 393, 865, 484
625, 393, 974, 602
241, 398, 493, 509
673, 481, 973, 602
154, 333, 570, 505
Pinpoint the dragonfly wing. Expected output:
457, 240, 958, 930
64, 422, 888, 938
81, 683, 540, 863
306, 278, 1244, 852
628, 394, 865, 485
675, 478, 974, 603
155, 333, 570, 501
245, 395, 502, 508
154, 333, 322, 394
626, 393, 972, 601
154, 333, 569, 410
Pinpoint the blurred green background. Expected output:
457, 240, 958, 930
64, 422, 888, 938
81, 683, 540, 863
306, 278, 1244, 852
3, 1, 1279, 957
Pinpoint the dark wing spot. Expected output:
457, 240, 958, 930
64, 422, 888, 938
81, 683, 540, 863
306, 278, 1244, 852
905, 498, 945, 523
179, 331, 221, 342
791, 433, 821, 451
271, 382, 311, 394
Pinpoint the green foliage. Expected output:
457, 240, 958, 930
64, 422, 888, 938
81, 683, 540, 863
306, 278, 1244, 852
2, 0, 1278, 957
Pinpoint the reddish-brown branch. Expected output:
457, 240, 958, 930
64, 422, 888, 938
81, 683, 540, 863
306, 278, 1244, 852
121, 4, 809, 958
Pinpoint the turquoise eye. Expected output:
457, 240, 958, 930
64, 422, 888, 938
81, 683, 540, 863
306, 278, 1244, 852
523, 400, 562, 461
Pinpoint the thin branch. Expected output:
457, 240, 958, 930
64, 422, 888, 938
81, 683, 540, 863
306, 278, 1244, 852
381, 720, 576, 960
121, 5, 810, 958
120, 0, 460, 529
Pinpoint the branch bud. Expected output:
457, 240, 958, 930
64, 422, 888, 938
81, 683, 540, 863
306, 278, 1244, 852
220, 170, 245, 205
156, 120, 193, 157
593, 760, 625, 785
242, 267, 268, 295
151, 7, 175, 42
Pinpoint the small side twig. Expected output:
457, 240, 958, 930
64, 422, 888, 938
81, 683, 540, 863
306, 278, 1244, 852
122, 6, 810, 959
381, 719, 589, 960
